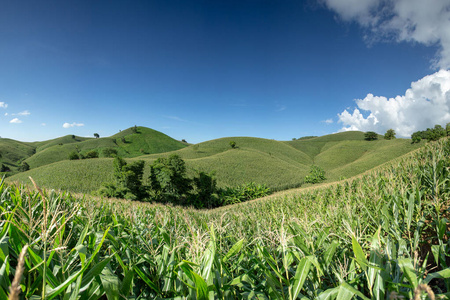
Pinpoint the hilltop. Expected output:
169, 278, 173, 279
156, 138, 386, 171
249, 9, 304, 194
6, 130, 421, 193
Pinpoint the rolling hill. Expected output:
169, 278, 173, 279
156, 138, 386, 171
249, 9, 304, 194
6, 130, 422, 193
0, 126, 187, 171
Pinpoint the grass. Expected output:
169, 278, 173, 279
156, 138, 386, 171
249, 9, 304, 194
1, 138, 449, 298
14, 126, 187, 169
8, 132, 422, 193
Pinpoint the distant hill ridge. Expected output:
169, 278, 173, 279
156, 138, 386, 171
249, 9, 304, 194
6, 129, 422, 194
0, 126, 187, 170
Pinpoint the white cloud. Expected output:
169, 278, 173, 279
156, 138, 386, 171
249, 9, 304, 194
338, 70, 450, 137
63, 122, 84, 128
4, 113, 8, 116
14, 110, 31, 116
41, 123, 46, 126
323, 119, 334, 124
0, 102, 7, 108
322, 0, 450, 69
10, 118, 22, 124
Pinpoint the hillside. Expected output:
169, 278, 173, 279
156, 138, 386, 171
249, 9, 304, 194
1, 137, 448, 298
7, 132, 422, 193
0, 126, 187, 171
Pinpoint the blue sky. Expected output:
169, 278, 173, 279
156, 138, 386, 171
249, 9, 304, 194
1, 0, 449, 143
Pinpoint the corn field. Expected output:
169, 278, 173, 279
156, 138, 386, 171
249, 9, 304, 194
0, 139, 449, 299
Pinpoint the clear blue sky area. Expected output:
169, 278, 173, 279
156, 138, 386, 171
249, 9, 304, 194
0, 0, 438, 142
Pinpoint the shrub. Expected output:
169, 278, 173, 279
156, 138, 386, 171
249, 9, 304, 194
84, 150, 99, 159
68, 151, 79, 160
102, 148, 118, 158
304, 165, 326, 184
229, 141, 237, 149
18, 161, 30, 172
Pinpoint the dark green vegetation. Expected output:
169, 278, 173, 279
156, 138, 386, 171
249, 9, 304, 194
412, 124, 450, 143
97, 155, 271, 208
1, 139, 449, 298
7, 130, 421, 194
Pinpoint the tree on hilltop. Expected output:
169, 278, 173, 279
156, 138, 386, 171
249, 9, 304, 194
364, 131, 378, 141
384, 129, 396, 140
94, 133, 100, 139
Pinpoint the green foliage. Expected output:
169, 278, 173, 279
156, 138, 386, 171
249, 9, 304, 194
149, 154, 191, 204
68, 151, 80, 160
18, 161, 30, 172
447, 122, 450, 136
94, 133, 100, 138
219, 182, 271, 205
384, 128, 396, 140
102, 147, 118, 157
84, 150, 99, 159
104, 157, 147, 200
411, 131, 422, 143
229, 141, 236, 149
364, 131, 378, 141
304, 165, 326, 184
0, 164, 10, 172
190, 171, 219, 208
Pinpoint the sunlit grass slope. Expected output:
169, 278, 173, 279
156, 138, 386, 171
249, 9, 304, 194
8, 133, 421, 193
24, 127, 187, 168
287, 131, 421, 181
1, 139, 449, 298
0, 138, 35, 168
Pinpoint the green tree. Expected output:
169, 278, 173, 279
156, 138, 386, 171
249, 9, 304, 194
18, 161, 30, 172
229, 141, 237, 149
411, 131, 422, 143
104, 157, 147, 200
102, 148, 118, 157
364, 131, 378, 141
190, 171, 218, 209
94, 133, 100, 138
84, 150, 98, 159
446, 122, 450, 136
0, 164, 10, 172
149, 154, 190, 204
304, 165, 326, 184
384, 129, 396, 140
68, 151, 80, 160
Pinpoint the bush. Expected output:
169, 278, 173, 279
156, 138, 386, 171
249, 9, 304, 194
229, 141, 237, 149
219, 182, 271, 206
102, 148, 118, 158
68, 151, 79, 160
304, 165, 326, 184
84, 150, 98, 159
364, 131, 378, 141
18, 161, 30, 172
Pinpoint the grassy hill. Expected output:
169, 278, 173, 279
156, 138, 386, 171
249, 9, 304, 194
1, 138, 448, 298
0, 127, 187, 170
7, 132, 422, 193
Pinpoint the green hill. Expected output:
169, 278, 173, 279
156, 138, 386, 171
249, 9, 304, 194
22, 127, 187, 169
0, 138, 35, 170
7, 132, 422, 193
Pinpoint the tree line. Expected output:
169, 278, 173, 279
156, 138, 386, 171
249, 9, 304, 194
97, 154, 271, 209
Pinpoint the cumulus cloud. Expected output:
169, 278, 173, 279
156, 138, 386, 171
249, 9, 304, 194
63, 122, 84, 128
10, 118, 22, 124
338, 70, 450, 137
0, 102, 7, 108
322, 0, 450, 69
